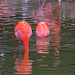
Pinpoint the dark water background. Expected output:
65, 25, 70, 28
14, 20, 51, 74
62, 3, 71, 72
0, 0, 75, 75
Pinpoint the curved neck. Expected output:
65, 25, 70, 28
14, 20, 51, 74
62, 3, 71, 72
24, 37, 29, 51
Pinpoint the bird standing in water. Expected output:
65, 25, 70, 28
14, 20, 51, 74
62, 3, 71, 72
14, 21, 32, 51
36, 22, 49, 38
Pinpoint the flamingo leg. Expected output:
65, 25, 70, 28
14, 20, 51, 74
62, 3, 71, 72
49, 0, 51, 11
58, 0, 61, 6
39, 0, 41, 6
41, 0, 46, 8
5, 0, 7, 3
42, 0, 44, 2
19, 41, 22, 49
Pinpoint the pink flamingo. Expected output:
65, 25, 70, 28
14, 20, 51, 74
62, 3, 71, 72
14, 21, 32, 51
36, 22, 49, 38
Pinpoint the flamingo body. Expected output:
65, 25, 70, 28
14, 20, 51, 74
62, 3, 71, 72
36, 22, 49, 38
14, 21, 32, 51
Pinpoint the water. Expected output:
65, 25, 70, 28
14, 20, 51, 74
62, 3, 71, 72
0, 0, 75, 75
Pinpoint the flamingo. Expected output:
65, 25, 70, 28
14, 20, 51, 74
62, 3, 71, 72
14, 21, 32, 51
36, 22, 49, 38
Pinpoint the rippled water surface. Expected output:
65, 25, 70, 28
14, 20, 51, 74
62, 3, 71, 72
0, 0, 75, 75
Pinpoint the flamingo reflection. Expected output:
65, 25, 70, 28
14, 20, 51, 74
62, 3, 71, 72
36, 38, 50, 54
14, 49, 33, 74
36, 35, 60, 67
50, 20, 61, 67
36, 37, 50, 67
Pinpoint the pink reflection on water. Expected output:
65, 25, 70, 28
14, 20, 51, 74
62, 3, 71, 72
37, 50, 50, 54
38, 0, 61, 8
33, 1, 61, 67
32, 2, 61, 23
0, 3, 14, 22
42, 56, 47, 57
14, 50, 33, 74
36, 38, 50, 54
49, 20, 61, 67
36, 59, 43, 61
36, 37, 50, 67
